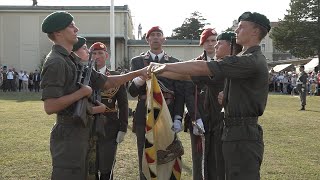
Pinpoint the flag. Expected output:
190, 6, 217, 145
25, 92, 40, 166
142, 74, 182, 180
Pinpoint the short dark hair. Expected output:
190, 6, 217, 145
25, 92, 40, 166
47, 33, 56, 41
251, 22, 268, 40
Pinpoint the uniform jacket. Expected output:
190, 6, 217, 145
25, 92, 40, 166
101, 69, 128, 133
207, 45, 268, 119
191, 53, 224, 132
128, 51, 184, 126
41, 45, 108, 116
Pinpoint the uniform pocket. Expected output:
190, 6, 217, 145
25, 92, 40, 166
50, 125, 89, 169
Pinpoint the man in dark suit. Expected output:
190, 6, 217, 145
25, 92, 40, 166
90, 42, 129, 180
128, 26, 184, 180
33, 69, 41, 92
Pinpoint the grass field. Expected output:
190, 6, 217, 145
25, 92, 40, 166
0, 92, 319, 180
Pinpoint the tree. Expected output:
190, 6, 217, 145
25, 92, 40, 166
271, 0, 320, 69
168, 11, 210, 40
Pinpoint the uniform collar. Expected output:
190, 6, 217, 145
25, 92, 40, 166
148, 50, 164, 61
242, 45, 261, 55
52, 44, 70, 56
144, 50, 169, 61
98, 65, 107, 75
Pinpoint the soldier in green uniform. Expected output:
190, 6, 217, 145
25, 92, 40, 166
148, 11, 271, 180
90, 42, 129, 180
72, 36, 89, 62
297, 65, 308, 110
40, 11, 148, 180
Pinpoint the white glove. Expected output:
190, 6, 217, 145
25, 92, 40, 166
193, 119, 205, 136
116, 131, 126, 144
133, 76, 146, 87
172, 115, 183, 133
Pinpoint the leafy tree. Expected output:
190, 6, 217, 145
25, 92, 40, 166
271, 0, 320, 68
168, 11, 210, 40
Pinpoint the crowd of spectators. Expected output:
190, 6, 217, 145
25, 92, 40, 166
0, 65, 41, 92
269, 69, 320, 96
3, 64, 318, 96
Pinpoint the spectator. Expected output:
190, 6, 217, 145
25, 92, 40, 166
21, 71, 29, 92
33, 69, 41, 92
28, 72, 34, 92
18, 70, 24, 92
6, 69, 15, 91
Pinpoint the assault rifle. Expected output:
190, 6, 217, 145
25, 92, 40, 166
73, 52, 94, 127
92, 61, 106, 137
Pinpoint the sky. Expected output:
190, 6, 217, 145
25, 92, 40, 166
0, 0, 291, 38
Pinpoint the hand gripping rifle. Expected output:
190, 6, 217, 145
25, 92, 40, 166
73, 52, 94, 127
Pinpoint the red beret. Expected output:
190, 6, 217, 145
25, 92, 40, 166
90, 42, 107, 52
146, 26, 163, 39
200, 28, 217, 45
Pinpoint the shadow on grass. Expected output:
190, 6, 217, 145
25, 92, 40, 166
181, 161, 192, 175
304, 109, 320, 113
0, 92, 42, 102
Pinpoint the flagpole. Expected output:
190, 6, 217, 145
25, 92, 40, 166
110, 0, 115, 70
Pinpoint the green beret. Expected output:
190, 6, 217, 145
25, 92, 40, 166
72, 36, 86, 51
217, 31, 236, 42
41, 11, 73, 33
238, 11, 271, 32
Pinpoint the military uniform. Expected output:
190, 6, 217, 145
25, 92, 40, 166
191, 53, 225, 180
128, 51, 184, 180
181, 80, 203, 180
206, 45, 268, 180
41, 45, 108, 180
297, 69, 308, 110
96, 69, 128, 180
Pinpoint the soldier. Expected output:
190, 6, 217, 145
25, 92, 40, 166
90, 42, 129, 180
148, 11, 271, 180
128, 26, 184, 180
182, 28, 217, 180
72, 36, 89, 62
297, 65, 308, 110
40, 11, 148, 180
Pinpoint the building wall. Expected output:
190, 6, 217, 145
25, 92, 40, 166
128, 45, 203, 62
0, 7, 131, 72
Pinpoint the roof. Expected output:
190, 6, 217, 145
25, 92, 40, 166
272, 63, 293, 72
304, 58, 319, 73
127, 39, 200, 46
0, 5, 130, 12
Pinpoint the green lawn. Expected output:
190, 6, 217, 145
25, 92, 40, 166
0, 92, 319, 180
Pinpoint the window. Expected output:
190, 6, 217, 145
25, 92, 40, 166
261, 44, 266, 52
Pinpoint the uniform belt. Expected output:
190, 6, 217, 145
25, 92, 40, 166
56, 115, 82, 125
223, 117, 258, 126
138, 93, 174, 100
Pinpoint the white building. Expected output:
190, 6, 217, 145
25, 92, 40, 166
0, 5, 203, 72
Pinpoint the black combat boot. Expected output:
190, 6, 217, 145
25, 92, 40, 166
300, 106, 305, 110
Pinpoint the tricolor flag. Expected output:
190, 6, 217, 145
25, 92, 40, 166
142, 74, 182, 180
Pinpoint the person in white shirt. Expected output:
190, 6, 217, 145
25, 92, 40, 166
6, 69, 14, 91
21, 71, 29, 92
